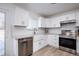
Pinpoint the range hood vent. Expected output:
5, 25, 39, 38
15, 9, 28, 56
60, 20, 76, 25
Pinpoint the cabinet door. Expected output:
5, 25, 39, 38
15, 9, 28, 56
77, 37, 79, 54
41, 18, 51, 27
33, 41, 39, 53
76, 9, 79, 26
40, 18, 46, 27
38, 18, 41, 27
50, 18, 55, 27
48, 35, 59, 48
45, 19, 51, 27
42, 35, 47, 47
33, 35, 43, 52
50, 17, 60, 27
33, 40, 45, 53
47, 35, 54, 46
33, 35, 47, 53
53, 35, 59, 48
40, 39, 47, 49
54, 17, 60, 27
14, 7, 28, 26
33, 35, 39, 42
40, 17, 60, 28
37, 35, 47, 49
61, 11, 76, 21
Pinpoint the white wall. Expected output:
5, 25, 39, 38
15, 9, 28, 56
0, 3, 16, 56
0, 4, 28, 56
48, 28, 61, 34
0, 3, 46, 56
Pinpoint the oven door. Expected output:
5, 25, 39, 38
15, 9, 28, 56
59, 37, 76, 50
18, 38, 33, 56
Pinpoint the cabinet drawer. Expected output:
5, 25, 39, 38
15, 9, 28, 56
33, 41, 40, 52
33, 35, 45, 42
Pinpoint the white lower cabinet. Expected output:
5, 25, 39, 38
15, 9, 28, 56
40, 39, 47, 48
33, 35, 47, 53
33, 35, 59, 53
77, 37, 79, 54
47, 35, 59, 48
33, 41, 40, 53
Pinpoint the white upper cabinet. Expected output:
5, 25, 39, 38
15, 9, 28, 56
59, 10, 76, 21
76, 9, 79, 26
27, 18, 38, 29
14, 7, 29, 26
40, 17, 60, 28
42, 19, 51, 27
40, 18, 48, 27
50, 17, 60, 28
38, 17, 41, 27
27, 14, 40, 29
39, 10, 76, 28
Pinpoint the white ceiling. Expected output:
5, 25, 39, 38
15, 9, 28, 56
15, 3, 79, 17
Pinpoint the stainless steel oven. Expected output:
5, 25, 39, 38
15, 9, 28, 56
59, 37, 76, 54
59, 37, 76, 50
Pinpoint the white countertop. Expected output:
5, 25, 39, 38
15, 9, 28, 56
14, 35, 33, 40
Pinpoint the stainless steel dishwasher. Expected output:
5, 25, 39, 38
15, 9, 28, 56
18, 37, 33, 56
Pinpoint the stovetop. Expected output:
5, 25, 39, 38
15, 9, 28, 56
59, 35, 76, 39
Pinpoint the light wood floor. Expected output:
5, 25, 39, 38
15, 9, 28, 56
32, 46, 75, 56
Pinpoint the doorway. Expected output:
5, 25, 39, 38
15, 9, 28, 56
0, 12, 5, 56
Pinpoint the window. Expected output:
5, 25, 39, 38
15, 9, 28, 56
0, 12, 5, 56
